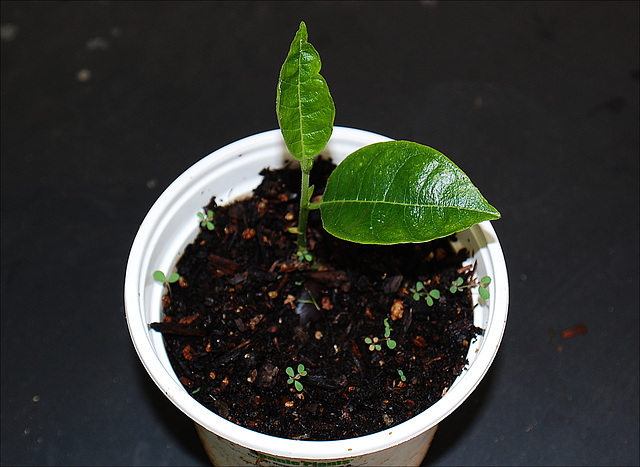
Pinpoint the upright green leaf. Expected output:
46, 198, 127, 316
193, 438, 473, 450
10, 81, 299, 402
479, 286, 491, 300
276, 21, 335, 161
153, 270, 166, 283
319, 141, 501, 244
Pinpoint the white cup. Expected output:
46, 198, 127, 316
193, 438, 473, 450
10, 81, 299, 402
124, 127, 509, 466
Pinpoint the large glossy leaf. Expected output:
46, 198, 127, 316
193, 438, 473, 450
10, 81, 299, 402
320, 141, 501, 244
276, 21, 335, 161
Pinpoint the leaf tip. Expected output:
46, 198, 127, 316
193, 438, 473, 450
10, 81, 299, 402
297, 21, 308, 40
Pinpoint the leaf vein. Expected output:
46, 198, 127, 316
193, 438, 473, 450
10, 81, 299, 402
320, 198, 495, 214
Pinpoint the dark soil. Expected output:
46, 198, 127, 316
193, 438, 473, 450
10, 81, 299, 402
151, 157, 482, 441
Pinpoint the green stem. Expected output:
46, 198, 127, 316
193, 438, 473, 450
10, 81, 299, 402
297, 158, 313, 251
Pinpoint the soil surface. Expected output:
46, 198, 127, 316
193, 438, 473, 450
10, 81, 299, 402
151, 158, 482, 441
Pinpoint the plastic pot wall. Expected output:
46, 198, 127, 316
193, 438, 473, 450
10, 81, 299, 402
124, 127, 509, 466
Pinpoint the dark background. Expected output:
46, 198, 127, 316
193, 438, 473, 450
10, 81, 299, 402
1, 1, 638, 465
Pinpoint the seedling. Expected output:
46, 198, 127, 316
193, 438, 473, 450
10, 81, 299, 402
397, 369, 407, 382
364, 336, 382, 351
276, 22, 500, 259
296, 249, 314, 263
450, 275, 492, 300
153, 270, 180, 297
478, 275, 492, 300
410, 281, 441, 306
449, 277, 463, 293
153, 270, 180, 285
383, 318, 397, 349
197, 209, 215, 230
286, 364, 307, 391
365, 318, 397, 351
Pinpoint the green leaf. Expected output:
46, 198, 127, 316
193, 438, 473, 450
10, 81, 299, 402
320, 141, 501, 244
387, 339, 397, 350
276, 21, 335, 161
430, 289, 441, 299
480, 276, 492, 285
426, 295, 434, 307
416, 281, 424, 292
168, 273, 180, 283
294, 380, 303, 391
153, 270, 166, 282
412, 292, 420, 301
479, 286, 490, 300
286, 367, 295, 378
297, 364, 306, 375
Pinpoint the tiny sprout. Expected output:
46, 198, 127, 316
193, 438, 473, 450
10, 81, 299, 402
365, 319, 396, 351
153, 270, 180, 284
450, 275, 492, 299
479, 275, 491, 300
286, 364, 307, 392
383, 318, 397, 349
364, 336, 382, 351
450, 276, 464, 293
296, 249, 314, 262
410, 281, 440, 306
397, 369, 407, 382
411, 281, 424, 300
197, 209, 215, 230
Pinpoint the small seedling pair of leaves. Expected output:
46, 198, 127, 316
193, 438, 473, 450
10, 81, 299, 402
286, 364, 307, 392
365, 319, 397, 351
383, 318, 397, 349
296, 249, 313, 263
364, 336, 383, 351
450, 275, 492, 299
450, 277, 465, 293
410, 281, 441, 306
198, 209, 215, 230
277, 22, 500, 251
478, 275, 491, 299
153, 270, 179, 284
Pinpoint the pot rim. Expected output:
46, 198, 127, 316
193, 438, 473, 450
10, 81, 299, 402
124, 127, 509, 459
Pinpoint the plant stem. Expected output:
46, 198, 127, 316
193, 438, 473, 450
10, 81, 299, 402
297, 158, 313, 251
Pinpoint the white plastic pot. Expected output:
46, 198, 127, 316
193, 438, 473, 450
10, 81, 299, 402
124, 127, 509, 466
